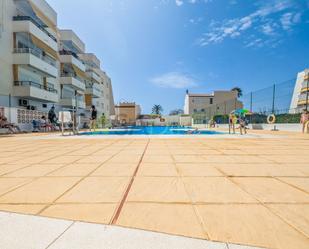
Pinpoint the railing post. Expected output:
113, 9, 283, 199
272, 84, 276, 114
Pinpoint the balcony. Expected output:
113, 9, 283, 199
59, 98, 86, 109
13, 81, 58, 103
13, 48, 58, 78
301, 81, 309, 93
60, 73, 86, 91
86, 69, 101, 83
297, 93, 309, 106
13, 16, 58, 51
85, 83, 101, 98
59, 51, 86, 72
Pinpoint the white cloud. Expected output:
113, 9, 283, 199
175, 0, 183, 6
197, 0, 303, 48
261, 22, 276, 35
175, 0, 212, 6
280, 12, 301, 30
150, 72, 198, 89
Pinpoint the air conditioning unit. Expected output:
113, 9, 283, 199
27, 105, 36, 111
19, 99, 29, 107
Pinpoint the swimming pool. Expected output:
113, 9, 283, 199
80, 126, 224, 135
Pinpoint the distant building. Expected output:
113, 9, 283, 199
290, 69, 309, 113
184, 90, 243, 116
115, 102, 141, 125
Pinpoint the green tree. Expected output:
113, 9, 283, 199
231, 87, 243, 98
100, 114, 106, 128
152, 104, 163, 115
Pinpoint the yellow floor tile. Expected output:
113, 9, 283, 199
57, 177, 129, 203
127, 177, 190, 203
138, 165, 178, 176
142, 155, 174, 163
0, 204, 45, 215
0, 178, 33, 195
42, 156, 82, 164
233, 177, 309, 203
277, 177, 309, 193
117, 203, 206, 239
0, 164, 30, 176
197, 204, 309, 249
0, 177, 80, 203
41, 203, 117, 224
176, 164, 223, 176
183, 177, 256, 203
91, 163, 137, 176
5, 164, 65, 177
75, 155, 112, 164
267, 204, 309, 237
216, 164, 306, 177
48, 163, 100, 177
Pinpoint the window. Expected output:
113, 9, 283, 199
201, 109, 205, 112
210, 98, 213, 104
193, 109, 197, 113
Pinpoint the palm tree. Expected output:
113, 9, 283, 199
152, 104, 163, 115
231, 87, 243, 98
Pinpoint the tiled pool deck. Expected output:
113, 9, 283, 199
0, 131, 308, 249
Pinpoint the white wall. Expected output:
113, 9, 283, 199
0, 0, 14, 95
290, 70, 307, 112
216, 123, 302, 132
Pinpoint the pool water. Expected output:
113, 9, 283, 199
80, 126, 224, 135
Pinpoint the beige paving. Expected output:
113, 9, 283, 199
0, 132, 308, 249
41, 203, 117, 224
197, 204, 309, 249
117, 203, 207, 239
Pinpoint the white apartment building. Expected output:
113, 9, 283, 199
79, 53, 115, 120
58, 29, 86, 113
184, 90, 243, 116
0, 0, 115, 129
290, 69, 309, 113
0, 0, 59, 127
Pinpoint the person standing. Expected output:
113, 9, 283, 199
229, 113, 236, 134
300, 110, 309, 133
90, 105, 97, 131
48, 106, 57, 125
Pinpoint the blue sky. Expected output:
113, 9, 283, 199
48, 0, 309, 114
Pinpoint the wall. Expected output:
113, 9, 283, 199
290, 70, 306, 112
0, 0, 14, 95
216, 123, 302, 132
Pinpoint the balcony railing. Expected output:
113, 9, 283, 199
13, 16, 57, 42
86, 69, 101, 78
14, 81, 58, 94
59, 50, 85, 64
60, 72, 85, 83
13, 47, 57, 67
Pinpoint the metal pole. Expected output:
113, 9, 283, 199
272, 84, 276, 114
8, 94, 11, 123
250, 92, 253, 112
306, 73, 309, 111
250, 92, 253, 124
74, 92, 77, 135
